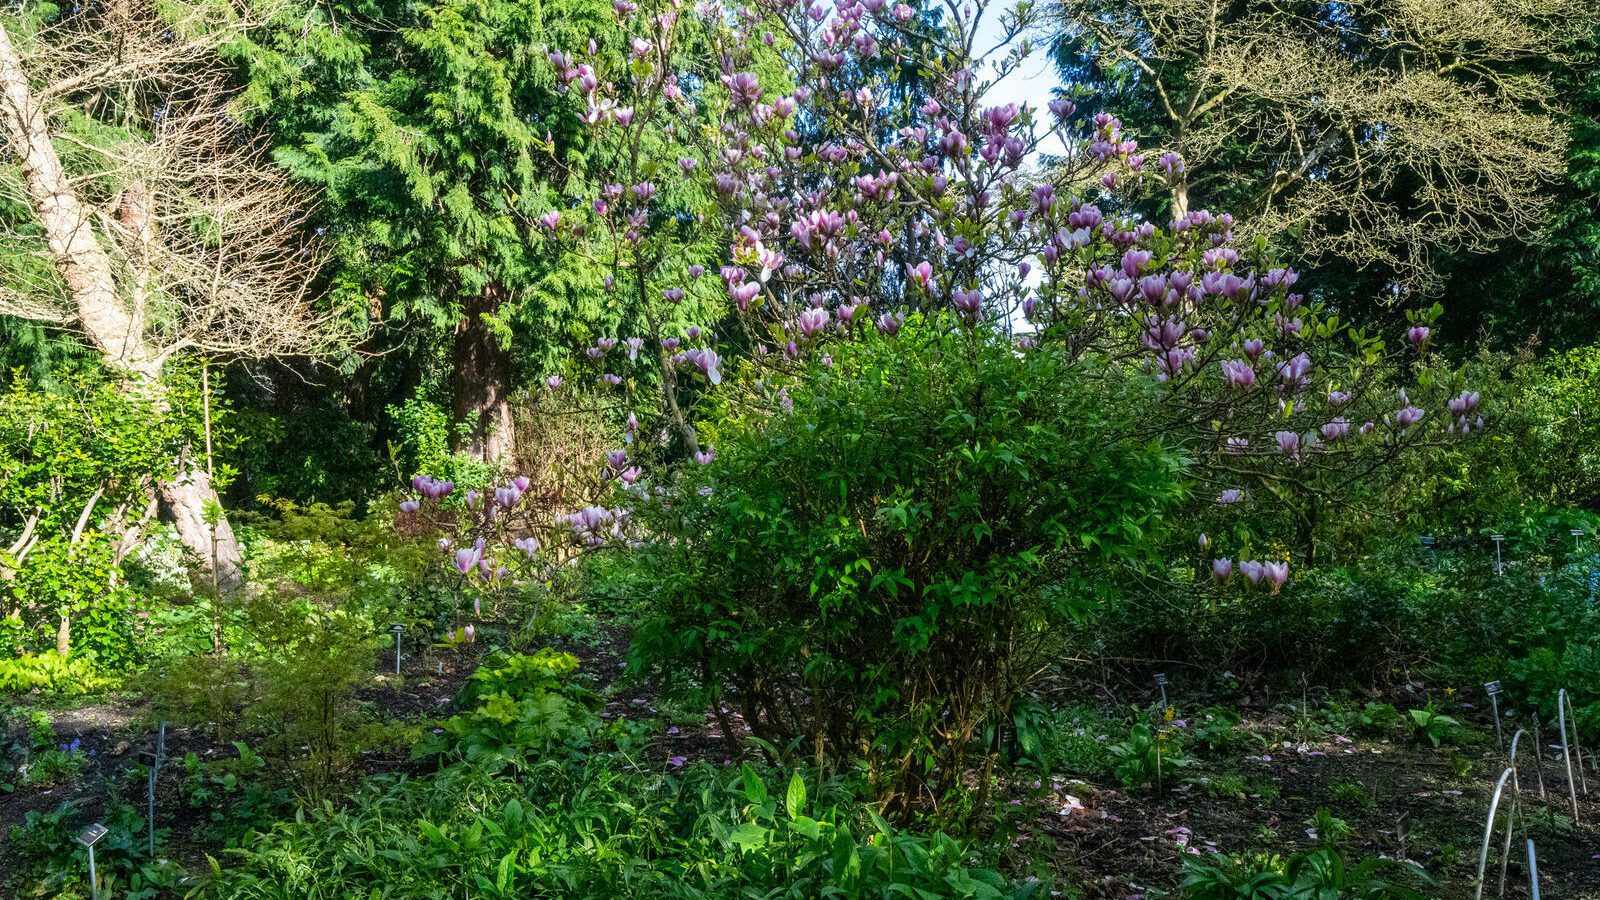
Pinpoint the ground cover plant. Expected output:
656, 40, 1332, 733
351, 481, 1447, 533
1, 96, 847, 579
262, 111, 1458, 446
1, 0, 1599, 897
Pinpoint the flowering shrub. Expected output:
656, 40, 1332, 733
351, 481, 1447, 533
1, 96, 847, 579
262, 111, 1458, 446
528, 0, 1477, 811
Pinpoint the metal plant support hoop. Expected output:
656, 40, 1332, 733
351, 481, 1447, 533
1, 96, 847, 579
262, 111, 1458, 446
1475, 767, 1519, 900
1507, 728, 1546, 802
1557, 688, 1589, 823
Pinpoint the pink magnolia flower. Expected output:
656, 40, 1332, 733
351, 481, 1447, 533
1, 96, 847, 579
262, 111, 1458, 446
1275, 430, 1301, 457
1220, 359, 1255, 389
453, 547, 483, 575
798, 306, 830, 337
1263, 561, 1289, 594
951, 288, 982, 320
1240, 560, 1265, 585
1211, 558, 1233, 583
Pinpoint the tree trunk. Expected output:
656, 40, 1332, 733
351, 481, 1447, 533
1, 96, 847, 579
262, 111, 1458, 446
0, 23, 242, 590
159, 468, 244, 591
451, 290, 515, 464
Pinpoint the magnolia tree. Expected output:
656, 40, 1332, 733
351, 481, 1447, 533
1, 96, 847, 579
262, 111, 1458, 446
515, 0, 1475, 806
539, 0, 1478, 575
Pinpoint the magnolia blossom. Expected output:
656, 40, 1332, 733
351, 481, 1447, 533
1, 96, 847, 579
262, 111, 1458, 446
951, 288, 982, 321
1395, 406, 1425, 429
694, 448, 716, 465
1211, 558, 1233, 583
453, 547, 483, 575
398, 499, 420, 514
413, 475, 454, 500
514, 536, 539, 559
1239, 560, 1265, 585
1218, 489, 1243, 505
1263, 561, 1289, 593
1220, 359, 1255, 390
1274, 430, 1301, 457
798, 306, 830, 337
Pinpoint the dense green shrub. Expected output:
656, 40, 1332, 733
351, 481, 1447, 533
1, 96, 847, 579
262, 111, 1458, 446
623, 321, 1185, 810
0, 369, 208, 672
416, 649, 602, 765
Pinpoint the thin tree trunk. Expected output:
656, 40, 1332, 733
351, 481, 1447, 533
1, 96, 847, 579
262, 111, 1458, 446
0, 23, 242, 590
451, 290, 515, 464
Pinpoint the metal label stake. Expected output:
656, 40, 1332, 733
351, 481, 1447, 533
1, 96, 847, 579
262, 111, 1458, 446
1153, 672, 1169, 710
77, 823, 107, 900
390, 623, 407, 676
1485, 681, 1504, 749
1490, 534, 1506, 576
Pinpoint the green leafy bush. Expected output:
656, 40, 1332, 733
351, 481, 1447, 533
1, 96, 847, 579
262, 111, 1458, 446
0, 652, 115, 696
1407, 703, 1463, 748
1108, 723, 1191, 792
417, 649, 601, 764
625, 321, 1184, 809
0, 368, 209, 673
1191, 706, 1245, 752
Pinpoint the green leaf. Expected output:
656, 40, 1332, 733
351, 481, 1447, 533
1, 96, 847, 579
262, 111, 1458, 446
785, 770, 807, 819
741, 762, 768, 806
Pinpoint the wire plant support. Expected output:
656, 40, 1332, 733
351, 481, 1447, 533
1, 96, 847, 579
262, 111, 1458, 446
1507, 728, 1546, 802
1525, 839, 1541, 900
1475, 767, 1520, 900
1557, 688, 1589, 823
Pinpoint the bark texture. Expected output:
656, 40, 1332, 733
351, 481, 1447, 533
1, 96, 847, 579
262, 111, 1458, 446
452, 290, 516, 464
